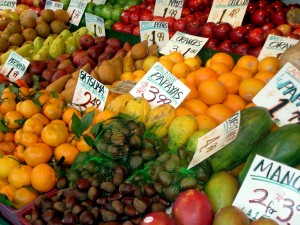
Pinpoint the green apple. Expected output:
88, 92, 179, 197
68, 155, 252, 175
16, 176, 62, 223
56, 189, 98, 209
60, 0, 71, 10
104, 19, 114, 29
93, 4, 104, 17
101, 5, 113, 20
111, 7, 123, 22
85, 2, 96, 14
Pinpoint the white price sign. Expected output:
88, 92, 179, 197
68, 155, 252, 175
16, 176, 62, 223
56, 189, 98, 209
85, 13, 105, 37
253, 63, 300, 127
233, 155, 300, 225
0, 51, 30, 82
130, 62, 190, 108
72, 70, 109, 111
188, 111, 240, 169
207, 0, 249, 28
153, 0, 184, 19
160, 31, 208, 58
45, 0, 63, 10
258, 35, 298, 61
0, 0, 16, 10
67, 0, 87, 26
140, 21, 169, 51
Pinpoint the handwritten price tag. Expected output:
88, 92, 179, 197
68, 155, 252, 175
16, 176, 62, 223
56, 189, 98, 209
160, 31, 208, 58
0, 51, 30, 82
67, 0, 87, 26
233, 155, 300, 224
0, 0, 16, 10
140, 21, 169, 51
258, 35, 298, 61
44, 0, 63, 10
85, 13, 105, 37
130, 62, 190, 108
207, 0, 249, 27
188, 111, 240, 169
72, 70, 109, 111
253, 62, 300, 127
110, 80, 136, 95
153, 0, 183, 19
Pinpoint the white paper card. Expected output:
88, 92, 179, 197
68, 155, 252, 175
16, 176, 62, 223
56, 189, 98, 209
207, 0, 249, 28
140, 21, 169, 51
188, 111, 240, 169
72, 70, 109, 111
45, 0, 64, 10
0, 0, 16, 10
160, 31, 208, 58
110, 80, 136, 95
153, 0, 183, 19
233, 155, 300, 224
0, 51, 30, 82
130, 62, 190, 108
85, 13, 105, 37
67, 0, 87, 26
258, 35, 298, 61
253, 62, 300, 127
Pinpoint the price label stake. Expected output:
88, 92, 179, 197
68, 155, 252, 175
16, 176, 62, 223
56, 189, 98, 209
140, 21, 169, 51
188, 111, 240, 169
0, 0, 16, 10
253, 62, 300, 127
44, 0, 64, 10
130, 62, 190, 108
0, 51, 30, 82
67, 0, 87, 26
160, 31, 208, 58
85, 13, 105, 37
233, 155, 300, 225
153, 0, 184, 19
207, 0, 249, 27
72, 70, 109, 111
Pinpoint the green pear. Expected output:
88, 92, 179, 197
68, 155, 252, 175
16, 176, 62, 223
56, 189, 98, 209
49, 36, 65, 59
58, 29, 72, 42
65, 36, 78, 54
213, 206, 250, 225
43, 34, 57, 46
15, 43, 34, 58
0, 49, 13, 65
33, 36, 45, 53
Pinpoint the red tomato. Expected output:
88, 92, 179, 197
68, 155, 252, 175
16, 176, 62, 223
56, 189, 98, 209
141, 212, 176, 225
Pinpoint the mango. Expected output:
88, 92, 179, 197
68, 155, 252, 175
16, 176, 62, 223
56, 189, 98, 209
212, 206, 250, 225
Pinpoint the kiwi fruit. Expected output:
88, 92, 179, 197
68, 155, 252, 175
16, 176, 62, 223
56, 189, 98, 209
0, 32, 9, 40
40, 9, 56, 23
20, 9, 38, 21
35, 22, 51, 38
54, 9, 70, 24
6, 22, 22, 35
8, 33, 24, 47
50, 19, 68, 34
0, 37, 9, 53
20, 16, 37, 29
36, 16, 44, 24
22, 28, 38, 41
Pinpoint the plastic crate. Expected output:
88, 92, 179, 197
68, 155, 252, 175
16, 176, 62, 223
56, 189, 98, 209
0, 202, 25, 225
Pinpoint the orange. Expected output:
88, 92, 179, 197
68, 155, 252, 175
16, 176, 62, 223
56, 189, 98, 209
239, 78, 265, 101
0, 131, 3, 142
76, 134, 94, 152
0, 184, 17, 201
159, 58, 175, 72
41, 123, 69, 147
258, 56, 280, 73
22, 117, 44, 136
236, 55, 259, 75
0, 177, 9, 189
14, 129, 39, 147
8, 165, 32, 188
31, 113, 49, 125
3, 110, 23, 129
231, 66, 254, 81
168, 51, 185, 63
18, 87, 30, 99
31, 163, 58, 193
0, 98, 17, 114
23, 143, 52, 167
207, 104, 235, 124
194, 67, 219, 87
183, 99, 208, 116
0, 155, 19, 178
0, 141, 17, 155
184, 57, 201, 71
175, 106, 195, 117
209, 62, 230, 75
183, 83, 199, 101
185, 72, 196, 87
120, 72, 135, 81
67, 133, 78, 146
3, 131, 15, 142
194, 55, 202, 65
133, 70, 146, 77
54, 143, 79, 165
245, 102, 256, 108
1, 88, 16, 100
210, 52, 235, 70
62, 107, 81, 125
14, 145, 26, 163
50, 119, 67, 126
36, 91, 50, 105
93, 109, 116, 124
18, 100, 41, 118
254, 71, 275, 84
12, 187, 38, 209
205, 58, 211, 67
223, 94, 247, 112
217, 72, 240, 94
195, 114, 218, 130
42, 101, 63, 121
171, 62, 191, 79
198, 78, 227, 105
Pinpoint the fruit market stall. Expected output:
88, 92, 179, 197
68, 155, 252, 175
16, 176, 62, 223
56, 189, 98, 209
0, 0, 300, 224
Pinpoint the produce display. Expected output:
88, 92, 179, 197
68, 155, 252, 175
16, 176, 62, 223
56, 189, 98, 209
0, 0, 299, 225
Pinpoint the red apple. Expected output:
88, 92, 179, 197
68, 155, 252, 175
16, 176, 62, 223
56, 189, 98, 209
251, 9, 270, 26
244, 23, 256, 32
140, 9, 153, 21
57, 59, 75, 74
204, 38, 219, 50
181, 8, 191, 17
120, 10, 131, 24
266, 28, 283, 36
247, 28, 267, 47
261, 22, 275, 32
270, 9, 287, 26
144, 0, 155, 4
256, 0, 269, 9
229, 26, 249, 43
129, 11, 140, 26
173, 18, 187, 32
186, 19, 201, 36
284, 32, 300, 39
141, 212, 175, 225
188, 0, 202, 12
79, 34, 96, 50
132, 25, 140, 36
234, 43, 251, 55
212, 22, 233, 41
77, 56, 96, 69
72, 50, 89, 67
121, 24, 134, 34
50, 69, 68, 83
194, 11, 208, 25
246, 2, 258, 15
87, 45, 104, 61
217, 40, 236, 53
250, 46, 263, 58
112, 21, 124, 32
270, 1, 286, 10
28, 60, 47, 75
45, 59, 58, 69
41, 68, 57, 83
152, 16, 164, 22
293, 28, 300, 35
200, 22, 216, 38
164, 16, 176, 32
145, 4, 154, 12
56, 54, 71, 63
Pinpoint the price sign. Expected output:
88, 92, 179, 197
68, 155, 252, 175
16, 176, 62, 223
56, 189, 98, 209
282, 0, 298, 4
207, 0, 249, 27
67, 0, 87, 26
140, 21, 169, 51
81, 0, 105, 3
44, 0, 63, 10
233, 155, 300, 224
258, 35, 298, 61
0, 51, 29, 82
153, 0, 184, 19
130, 62, 190, 108
85, 13, 105, 37
110, 80, 136, 94
0, 0, 16, 10
160, 31, 208, 58
188, 111, 240, 169
72, 70, 109, 111
253, 62, 300, 127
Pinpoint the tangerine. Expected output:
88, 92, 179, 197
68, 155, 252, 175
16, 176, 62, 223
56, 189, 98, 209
223, 94, 247, 112
217, 72, 240, 94
3, 110, 23, 129
0, 155, 19, 178
171, 62, 191, 79
210, 52, 235, 70
22, 117, 44, 136
207, 104, 235, 124
18, 100, 41, 118
258, 56, 280, 73
198, 78, 227, 105
0, 184, 17, 201
236, 55, 259, 75
31, 163, 58, 193
12, 187, 38, 209
54, 143, 79, 165
175, 106, 195, 117
168, 51, 184, 63
194, 67, 219, 87
239, 78, 265, 101
231, 66, 253, 81
183, 99, 208, 116
184, 57, 201, 71
8, 165, 32, 188
209, 62, 230, 75
41, 123, 69, 147
195, 114, 218, 130
254, 71, 275, 84
23, 143, 52, 167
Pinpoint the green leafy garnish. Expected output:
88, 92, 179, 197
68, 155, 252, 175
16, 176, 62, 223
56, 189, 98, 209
0, 194, 13, 207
